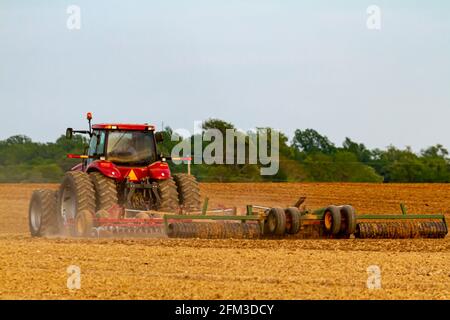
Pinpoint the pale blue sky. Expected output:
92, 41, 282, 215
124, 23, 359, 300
0, 1, 449, 151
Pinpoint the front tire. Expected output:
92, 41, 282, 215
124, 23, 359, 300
74, 210, 94, 237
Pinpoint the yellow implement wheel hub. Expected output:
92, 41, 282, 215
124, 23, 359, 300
324, 212, 333, 230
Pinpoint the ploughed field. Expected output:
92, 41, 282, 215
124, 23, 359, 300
0, 183, 449, 299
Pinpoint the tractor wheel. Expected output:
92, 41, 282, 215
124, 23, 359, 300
156, 177, 179, 212
264, 207, 286, 236
323, 205, 341, 235
58, 171, 96, 235
285, 207, 301, 234
89, 172, 118, 211
74, 209, 94, 237
173, 173, 201, 211
29, 189, 58, 237
340, 205, 356, 236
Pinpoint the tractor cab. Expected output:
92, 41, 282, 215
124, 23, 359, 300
87, 125, 158, 167
66, 113, 167, 182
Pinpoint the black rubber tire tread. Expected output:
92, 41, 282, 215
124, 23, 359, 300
157, 177, 179, 212
58, 171, 96, 231
173, 173, 201, 211
340, 205, 357, 235
265, 207, 286, 235
285, 207, 301, 234
323, 205, 341, 235
29, 189, 58, 237
355, 223, 362, 238
89, 172, 118, 211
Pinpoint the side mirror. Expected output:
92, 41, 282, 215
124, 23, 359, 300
155, 132, 164, 143
66, 128, 73, 140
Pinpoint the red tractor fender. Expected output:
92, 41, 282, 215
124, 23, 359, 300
147, 161, 171, 180
86, 160, 122, 180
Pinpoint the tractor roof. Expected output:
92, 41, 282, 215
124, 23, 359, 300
92, 124, 155, 131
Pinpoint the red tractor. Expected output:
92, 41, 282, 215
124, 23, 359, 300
28, 113, 200, 237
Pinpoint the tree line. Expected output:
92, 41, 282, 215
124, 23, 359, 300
0, 118, 449, 183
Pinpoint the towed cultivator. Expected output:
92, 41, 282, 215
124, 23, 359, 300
161, 199, 448, 239
165, 198, 447, 239
31, 193, 447, 239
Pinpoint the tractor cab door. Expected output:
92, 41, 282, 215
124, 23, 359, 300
86, 130, 106, 166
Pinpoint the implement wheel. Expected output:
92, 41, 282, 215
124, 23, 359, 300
285, 207, 301, 234
173, 173, 201, 211
74, 209, 94, 237
323, 205, 341, 235
340, 205, 356, 236
265, 207, 286, 235
29, 190, 59, 237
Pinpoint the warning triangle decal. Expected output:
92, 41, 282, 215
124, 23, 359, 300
128, 169, 138, 181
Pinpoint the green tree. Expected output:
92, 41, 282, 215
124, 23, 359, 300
302, 151, 382, 182
0, 123, 449, 183
342, 137, 372, 163
292, 129, 336, 155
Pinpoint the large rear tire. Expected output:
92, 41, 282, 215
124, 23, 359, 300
173, 173, 201, 211
58, 171, 96, 235
156, 177, 179, 212
29, 189, 58, 237
89, 172, 118, 211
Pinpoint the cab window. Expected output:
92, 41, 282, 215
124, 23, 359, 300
96, 131, 106, 155
87, 130, 106, 165
106, 131, 156, 166
88, 133, 98, 157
